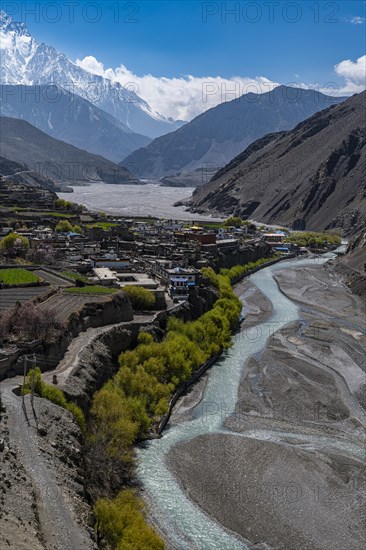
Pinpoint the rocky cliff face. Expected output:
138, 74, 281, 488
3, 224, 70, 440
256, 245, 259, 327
334, 231, 366, 296
189, 91, 366, 236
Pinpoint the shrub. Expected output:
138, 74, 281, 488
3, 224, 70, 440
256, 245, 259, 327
286, 231, 341, 248
223, 216, 243, 227
22, 368, 86, 431
94, 489, 164, 550
55, 220, 73, 233
220, 256, 275, 283
0, 232, 29, 256
123, 286, 155, 310
73, 225, 83, 234
55, 199, 73, 210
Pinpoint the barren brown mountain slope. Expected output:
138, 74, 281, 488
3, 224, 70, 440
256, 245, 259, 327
190, 91, 366, 235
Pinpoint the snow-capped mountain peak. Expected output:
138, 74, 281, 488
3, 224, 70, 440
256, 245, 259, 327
0, 11, 183, 138
0, 9, 30, 36
0, 11, 38, 82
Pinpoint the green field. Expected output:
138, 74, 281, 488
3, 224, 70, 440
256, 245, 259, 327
47, 212, 77, 219
64, 285, 117, 295
86, 222, 119, 230
0, 268, 40, 285
10, 208, 74, 218
61, 271, 88, 283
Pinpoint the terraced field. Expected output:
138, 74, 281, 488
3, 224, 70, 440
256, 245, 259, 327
0, 286, 50, 313
38, 293, 110, 323
0, 268, 40, 285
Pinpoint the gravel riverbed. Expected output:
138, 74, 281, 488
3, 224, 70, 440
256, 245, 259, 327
167, 261, 366, 550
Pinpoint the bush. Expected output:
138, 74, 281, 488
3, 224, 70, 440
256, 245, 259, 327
55, 199, 73, 210
286, 231, 341, 248
94, 489, 164, 550
223, 216, 243, 227
22, 368, 86, 431
55, 220, 73, 233
123, 286, 155, 310
55, 221, 83, 234
220, 256, 275, 283
0, 232, 29, 256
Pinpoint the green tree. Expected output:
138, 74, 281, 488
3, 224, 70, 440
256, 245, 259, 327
124, 286, 155, 310
0, 232, 29, 254
55, 220, 73, 232
223, 216, 243, 227
94, 489, 164, 549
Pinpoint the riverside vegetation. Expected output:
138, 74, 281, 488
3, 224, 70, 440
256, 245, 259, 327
90, 256, 274, 549
16, 257, 275, 548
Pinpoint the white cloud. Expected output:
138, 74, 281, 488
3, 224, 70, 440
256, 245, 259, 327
75, 54, 365, 122
77, 55, 105, 75
76, 55, 279, 121
334, 55, 366, 93
349, 16, 366, 24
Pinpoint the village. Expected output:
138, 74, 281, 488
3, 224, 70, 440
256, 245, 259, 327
0, 176, 341, 378
0, 177, 291, 300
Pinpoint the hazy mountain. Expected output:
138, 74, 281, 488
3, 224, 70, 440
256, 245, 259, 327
0, 84, 151, 163
0, 117, 141, 184
121, 86, 346, 180
189, 92, 366, 236
0, 11, 184, 138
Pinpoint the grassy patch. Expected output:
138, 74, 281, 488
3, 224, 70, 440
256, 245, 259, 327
61, 271, 88, 283
10, 209, 75, 218
0, 268, 39, 285
64, 285, 117, 295
86, 222, 119, 230
47, 212, 78, 218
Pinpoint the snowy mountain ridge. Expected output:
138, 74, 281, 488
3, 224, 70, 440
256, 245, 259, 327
0, 10, 183, 138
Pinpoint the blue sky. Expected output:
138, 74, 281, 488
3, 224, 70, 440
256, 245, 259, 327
1, 0, 365, 119
1, 0, 364, 78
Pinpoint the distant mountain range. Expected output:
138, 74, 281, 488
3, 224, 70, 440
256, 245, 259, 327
121, 86, 347, 180
0, 117, 140, 185
189, 91, 366, 236
0, 84, 151, 163
0, 11, 185, 139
